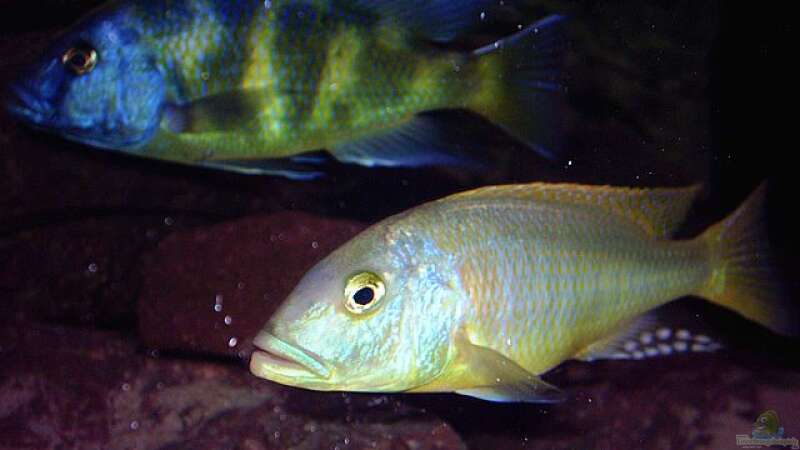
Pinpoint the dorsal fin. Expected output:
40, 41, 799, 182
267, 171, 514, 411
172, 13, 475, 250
346, 0, 498, 43
444, 182, 703, 238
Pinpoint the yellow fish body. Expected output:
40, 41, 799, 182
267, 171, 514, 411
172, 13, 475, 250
250, 182, 794, 402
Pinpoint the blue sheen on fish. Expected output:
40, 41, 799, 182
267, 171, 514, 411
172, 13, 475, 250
7, 0, 568, 178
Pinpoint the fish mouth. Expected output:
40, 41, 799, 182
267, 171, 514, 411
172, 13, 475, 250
250, 331, 332, 383
5, 84, 54, 125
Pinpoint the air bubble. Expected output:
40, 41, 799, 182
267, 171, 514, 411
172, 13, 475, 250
228, 337, 238, 347
87, 263, 98, 273
224, 315, 232, 325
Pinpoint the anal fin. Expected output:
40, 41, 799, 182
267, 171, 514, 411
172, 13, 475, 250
576, 311, 723, 362
199, 158, 324, 180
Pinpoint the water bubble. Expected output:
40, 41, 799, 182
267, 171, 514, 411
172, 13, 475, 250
163, 216, 174, 226
214, 304, 223, 312
87, 263, 98, 273
130, 420, 139, 430
224, 315, 232, 325
228, 337, 238, 347
480, 11, 486, 21
121, 383, 131, 392
214, 294, 224, 312
311, 241, 319, 249
237, 281, 246, 290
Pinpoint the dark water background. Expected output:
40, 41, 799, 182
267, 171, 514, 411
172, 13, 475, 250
1, 1, 798, 449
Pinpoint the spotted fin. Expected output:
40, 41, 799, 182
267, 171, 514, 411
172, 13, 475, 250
445, 182, 703, 238
330, 116, 482, 169
576, 313, 723, 362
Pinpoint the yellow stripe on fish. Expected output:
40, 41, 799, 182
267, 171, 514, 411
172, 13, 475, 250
250, 181, 795, 403
9, 0, 568, 178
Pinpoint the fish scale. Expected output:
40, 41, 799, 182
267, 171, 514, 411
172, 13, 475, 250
418, 197, 711, 375
250, 182, 794, 402
11, 0, 568, 177
138, 0, 476, 156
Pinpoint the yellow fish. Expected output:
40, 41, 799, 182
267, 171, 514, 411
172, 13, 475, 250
250, 182, 794, 402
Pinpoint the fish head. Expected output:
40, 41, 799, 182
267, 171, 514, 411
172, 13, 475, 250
6, 4, 165, 150
754, 410, 779, 434
251, 220, 464, 393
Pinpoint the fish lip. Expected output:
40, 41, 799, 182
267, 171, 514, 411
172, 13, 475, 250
4, 83, 54, 125
250, 331, 332, 381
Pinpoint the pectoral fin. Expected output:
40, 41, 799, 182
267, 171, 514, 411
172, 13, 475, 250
454, 333, 565, 403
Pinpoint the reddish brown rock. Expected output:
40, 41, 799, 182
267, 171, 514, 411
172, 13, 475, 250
0, 320, 467, 450
137, 211, 367, 356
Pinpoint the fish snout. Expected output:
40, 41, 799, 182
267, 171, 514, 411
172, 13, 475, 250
4, 81, 55, 125
250, 330, 332, 382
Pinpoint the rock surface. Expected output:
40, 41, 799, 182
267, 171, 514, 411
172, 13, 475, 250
137, 211, 367, 356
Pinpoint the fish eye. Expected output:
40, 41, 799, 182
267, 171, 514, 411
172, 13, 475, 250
62, 44, 98, 75
344, 271, 385, 314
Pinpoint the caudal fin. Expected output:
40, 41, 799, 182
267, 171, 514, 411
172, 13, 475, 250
471, 15, 569, 160
697, 183, 797, 336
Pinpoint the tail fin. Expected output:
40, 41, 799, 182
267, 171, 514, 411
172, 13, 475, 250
471, 15, 568, 160
697, 183, 797, 336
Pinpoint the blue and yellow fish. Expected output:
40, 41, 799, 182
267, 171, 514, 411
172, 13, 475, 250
250, 182, 796, 402
7, 0, 566, 178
